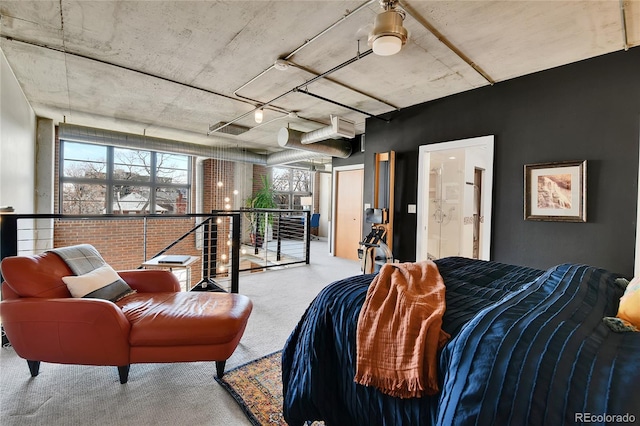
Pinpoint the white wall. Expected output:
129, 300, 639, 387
318, 172, 331, 238
1, 48, 36, 214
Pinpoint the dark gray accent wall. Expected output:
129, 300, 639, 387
336, 47, 640, 277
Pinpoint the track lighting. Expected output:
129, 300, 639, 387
368, 0, 408, 56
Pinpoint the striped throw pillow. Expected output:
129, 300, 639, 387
62, 264, 136, 302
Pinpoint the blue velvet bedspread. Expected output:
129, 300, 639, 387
282, 257, 640, 425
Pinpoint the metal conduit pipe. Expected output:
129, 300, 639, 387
286, 60, 399, 111
232, 0, 376, 98
398, 1, 495, 85
224, 0, 388, 132
277, 127, 352, 158
209, 50, 373, 135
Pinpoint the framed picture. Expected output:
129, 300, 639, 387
524, 160, 587, 222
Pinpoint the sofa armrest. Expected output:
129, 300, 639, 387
0, 298, 131, 366
118, 269, 180, 293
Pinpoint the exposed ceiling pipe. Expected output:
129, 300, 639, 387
1, 36, 258, 109
398, 0, 495, 85
277, 127, 352, 158
296, 88, 391, 122
208, 50, 373, 135
231, 0, 378, 107
284, 59, 400, 111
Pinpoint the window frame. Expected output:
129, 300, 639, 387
59, 140, 191, 215
271, 166, 312, 210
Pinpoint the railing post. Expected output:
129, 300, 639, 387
202, 218, 212, 283
231, 213, 240, 293
276, 212, 282, 261
263, 212, 269, 256
211, 217, 218, 277
305, 210, 311, 264
1, 212, 18, 347
0, 213, 18, 261
253, 211, 260, 255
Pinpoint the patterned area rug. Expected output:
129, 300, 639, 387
215, 351, 296, 425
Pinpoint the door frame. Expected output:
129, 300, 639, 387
636, 123, 640, 275
331, 164, 364, 256
416, 135, 494, 261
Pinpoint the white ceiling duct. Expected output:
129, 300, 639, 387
266, 149, 328, 166
58, 124, 351, 166
277, 127, 352, 158
299, 116, 356, 144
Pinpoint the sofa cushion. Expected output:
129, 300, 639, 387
117, 292, 253, 346
62, 264, 136, 302
0, 252, 72, 298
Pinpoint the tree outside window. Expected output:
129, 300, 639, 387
61, 141, 190, 214
271, 167, 312, 210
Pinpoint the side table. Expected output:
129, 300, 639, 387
141, 255, 199, 292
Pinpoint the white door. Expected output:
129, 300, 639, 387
332, 165, 364, 260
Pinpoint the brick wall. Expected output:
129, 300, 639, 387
252, 164, 268, 194
203, 158, 236, 212
54, 218, 201, 288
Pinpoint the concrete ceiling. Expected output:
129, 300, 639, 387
1, 0, 638, 160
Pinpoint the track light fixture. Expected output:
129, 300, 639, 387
368, 0, 408, 56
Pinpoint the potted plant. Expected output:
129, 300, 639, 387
245, 175, 278, 247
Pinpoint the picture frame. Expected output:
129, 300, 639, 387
524, 160, 586, 222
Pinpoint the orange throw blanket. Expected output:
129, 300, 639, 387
354, 261, 450, 398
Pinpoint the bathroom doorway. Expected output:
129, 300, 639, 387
416, 136, 494, 261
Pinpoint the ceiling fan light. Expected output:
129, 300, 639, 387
368, 9, 408, 56
372, 35, 403, 56
254, 109, 263, 123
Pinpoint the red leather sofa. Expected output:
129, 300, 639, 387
0, 250, 253, 383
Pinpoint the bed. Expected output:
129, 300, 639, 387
282, 257, 640, 425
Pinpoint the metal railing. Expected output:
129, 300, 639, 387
0, 210, 313, 289
234, 209, 311, 273
0, 213, 242, 292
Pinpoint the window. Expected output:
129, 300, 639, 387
271, 167, 312, 210
61, 141, 190, 214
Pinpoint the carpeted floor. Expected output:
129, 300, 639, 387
0, 241, 360, 425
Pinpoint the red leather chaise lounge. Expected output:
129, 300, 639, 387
0, 247, 253, 384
